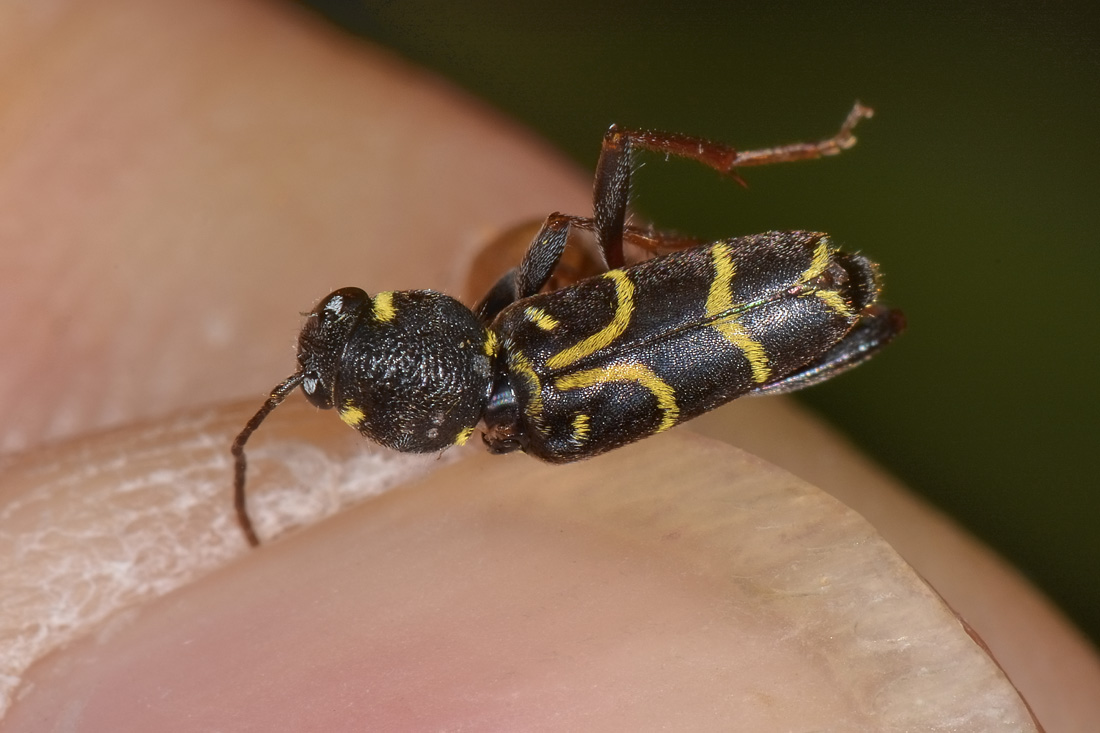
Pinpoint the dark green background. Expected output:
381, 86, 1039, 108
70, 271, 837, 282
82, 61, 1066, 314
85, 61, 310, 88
296, 1, 1100, 644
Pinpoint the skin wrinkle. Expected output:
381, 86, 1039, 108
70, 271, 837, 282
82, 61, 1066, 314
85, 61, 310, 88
2, 430, 1042, 730
0, 401, 454, 715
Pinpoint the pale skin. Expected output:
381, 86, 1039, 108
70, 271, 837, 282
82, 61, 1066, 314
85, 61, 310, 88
1, 0, 1099, 729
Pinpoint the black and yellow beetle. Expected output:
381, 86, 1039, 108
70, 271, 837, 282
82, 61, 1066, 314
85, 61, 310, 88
232, 102, 904, 546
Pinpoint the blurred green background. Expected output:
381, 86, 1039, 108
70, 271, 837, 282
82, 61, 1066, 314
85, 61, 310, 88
296, 1, 1100, 644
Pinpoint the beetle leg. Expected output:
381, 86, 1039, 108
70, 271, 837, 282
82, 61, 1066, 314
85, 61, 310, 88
478, 103, 873, 323
514, 213, 576, 298
749, 305, 905, 397
471, 217, 704, 324
594, 102, 873, 270
510, 215, 704, 299
476, 212, 577, 322
620, 224, 705, 255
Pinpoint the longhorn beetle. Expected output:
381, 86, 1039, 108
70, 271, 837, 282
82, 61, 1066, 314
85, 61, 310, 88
232, 102, 904, 546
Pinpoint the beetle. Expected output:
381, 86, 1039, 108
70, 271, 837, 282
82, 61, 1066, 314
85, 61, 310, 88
231, 102, 904, 546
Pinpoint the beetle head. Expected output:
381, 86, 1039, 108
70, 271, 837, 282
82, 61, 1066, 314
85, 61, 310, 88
296, 287, 369, 409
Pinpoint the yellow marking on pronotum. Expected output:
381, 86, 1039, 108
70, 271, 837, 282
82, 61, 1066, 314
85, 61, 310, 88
373, 291, 397, 322
508, 347, 544, 423
815, 289, 853, 318
707, 243, 772, 383
798, 237, 834, 284
555, 363, 679, 433
524, 306, 560, 331
546, 270, 635, 370
571, 413, 590, 443
339, 402, 366, 428
453, 426, 474, 446
484, 329, 499, 357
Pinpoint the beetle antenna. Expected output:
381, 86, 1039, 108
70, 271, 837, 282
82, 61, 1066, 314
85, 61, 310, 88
231, 372, 306, 547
